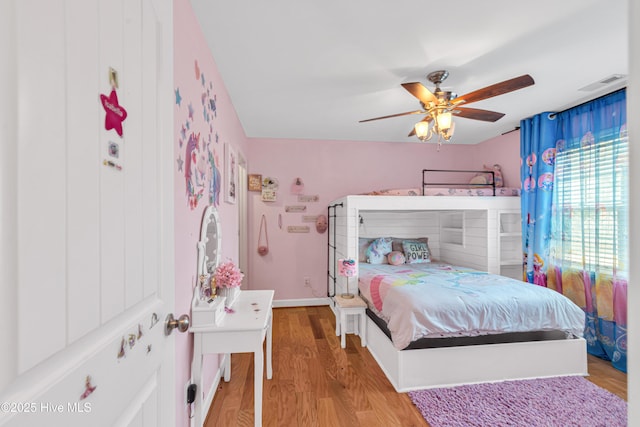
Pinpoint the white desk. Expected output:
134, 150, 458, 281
190, 290, 274, 427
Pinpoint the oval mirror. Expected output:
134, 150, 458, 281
197, 205, 222, 280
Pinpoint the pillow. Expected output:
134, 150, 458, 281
365, 237, 392, 264
358, 238, 373, 262
391, 237, 429, 253
470, 165, 504, 187
469, 175, 488, 185
402, 240, 431, 264
387, 251, 405, 265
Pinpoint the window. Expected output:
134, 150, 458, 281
551, 129, 628, 274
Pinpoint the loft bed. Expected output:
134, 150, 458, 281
360, 169, 521, 197
326, 185, 587, 392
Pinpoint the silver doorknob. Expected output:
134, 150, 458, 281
165, 313, 190, 335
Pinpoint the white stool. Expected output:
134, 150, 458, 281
334, 295, 367, 348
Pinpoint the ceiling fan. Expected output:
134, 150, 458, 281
360, 70, 535, 142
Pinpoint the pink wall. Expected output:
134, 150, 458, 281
172, 2, 520, 422
471, 130, 521, 188
245, 135, 520, 300
173, 1, 248, 425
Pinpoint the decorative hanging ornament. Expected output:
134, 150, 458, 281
100, 89, 128, 137
102, 66, 124, 137
316, 215, 328, 233
291, 177, 304, 194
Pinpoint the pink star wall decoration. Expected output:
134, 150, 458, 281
100, 89, 128, 137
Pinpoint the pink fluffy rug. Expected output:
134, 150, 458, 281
408, 376, 626, 427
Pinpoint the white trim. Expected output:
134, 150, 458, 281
365, 316, 588, 392
0, 0, 18, 391
273, 298, 331, 308
237, 153, 248, 287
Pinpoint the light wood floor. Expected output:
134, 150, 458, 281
204, 306, 627, 427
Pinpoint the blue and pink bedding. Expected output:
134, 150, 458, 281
358, 263, 585, 350
362, 187, 520, 196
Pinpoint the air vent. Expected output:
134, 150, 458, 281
578, 74, 626, 92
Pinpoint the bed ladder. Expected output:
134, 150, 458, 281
327, 202, 343, 297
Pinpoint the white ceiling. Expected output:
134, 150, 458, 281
190, 0, 628, 145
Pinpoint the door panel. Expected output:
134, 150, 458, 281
16, 0, 68, 374
0, 0, 175, 425
66, 0, 102, 345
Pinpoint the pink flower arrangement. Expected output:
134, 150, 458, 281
214, 260, 244, 288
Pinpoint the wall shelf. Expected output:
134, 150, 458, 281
440, 212, 465, 247
498, 210, 522, 280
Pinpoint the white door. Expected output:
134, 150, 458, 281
237, 154, 249, 287
0, 1, 177, 426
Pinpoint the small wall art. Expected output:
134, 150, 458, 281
287, 226, 310, 233
261, 176, 278, 202
100, 67, 127, 138
298, 195, 319, 203
248, 174, 262, 191
285, 205, 306, 213
224, 143, 237, 204
291, 177, 305, 194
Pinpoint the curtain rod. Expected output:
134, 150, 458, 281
548, 87, 626, 118
502, 87, 626, 135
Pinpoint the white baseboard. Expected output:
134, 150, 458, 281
273, 297, 331, 308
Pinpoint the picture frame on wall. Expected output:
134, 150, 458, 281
248, 174, 262, 192
224, 143, 237, 204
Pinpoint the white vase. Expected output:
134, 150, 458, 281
217, 286, 240, 308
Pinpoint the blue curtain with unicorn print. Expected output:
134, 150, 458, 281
520, 89, 627, 372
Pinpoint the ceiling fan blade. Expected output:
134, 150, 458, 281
453, 74, 534, 105
401, 82, 438, 105
453, 107, 505, 122
359, 110, 424, 123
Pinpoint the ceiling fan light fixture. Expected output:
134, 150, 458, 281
444, 121, 455, 141
414, 109, 455, 147
436, 111, 452, 132
414, 121, 431, 141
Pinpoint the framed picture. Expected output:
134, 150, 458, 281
224, 143, 237, 204
248, 174, 262, 191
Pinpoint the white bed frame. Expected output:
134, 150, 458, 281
328, 195, 588, 392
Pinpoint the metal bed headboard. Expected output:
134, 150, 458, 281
422, 169, 496, 196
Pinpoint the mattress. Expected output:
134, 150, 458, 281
423, 187, 520, 196
366, 308, 570, 350
360, 187, 520, 196
358, 263, 585, 350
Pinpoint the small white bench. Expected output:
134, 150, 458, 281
334, 295, 367, 348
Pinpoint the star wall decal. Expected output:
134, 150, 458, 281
175, 88, 182, 106
100, 89, 127, 137
177, 155, 184, 172
188, 103, 194, 121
